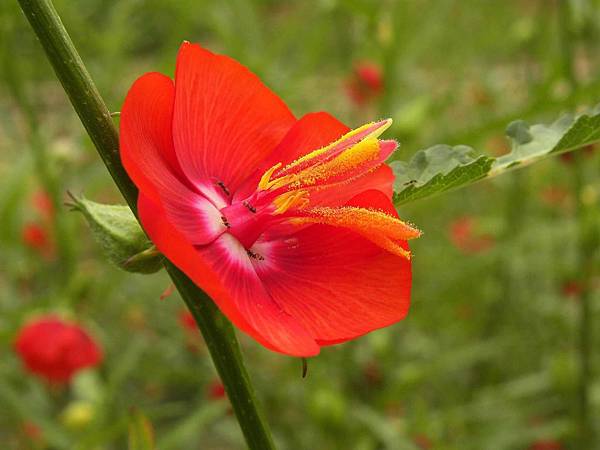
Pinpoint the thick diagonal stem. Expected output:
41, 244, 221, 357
16, 0, 276, 448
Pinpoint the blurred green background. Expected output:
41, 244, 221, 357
1, 0, 599, 449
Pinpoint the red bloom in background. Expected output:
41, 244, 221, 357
413, 434, 433, 450
539, 185, 571, 209
32, 190, 55, 220
120, 42, 420, 356
22, 223, 51, 252
178, 309, 197, 332
207, 379, 226, 400
14, 315, 103, 383
449, 216, 494, 254
345, 61, 384, 106
21, 421, 43, 443
561, 280, 582, 299
21, 190, 55, 258
529, 440, 562, 450
559, 144, 595, 164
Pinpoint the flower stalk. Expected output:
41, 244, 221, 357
557, 2, 595, 446
16, 0, 276, 448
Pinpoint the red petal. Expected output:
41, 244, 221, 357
200, 234, 319, 356
235, 112, 394, 202
308, 164, 395, 207
172, 42, 296, 194
234, 111, 349, 200
121, 72, 225, 244
161, 193, 226, 245
263, 111, 350, 169
120, 72, 185, 204
275, 119, 393, 178
138, 194, 319, 356
347, 188, 398, 214
253, 191, 411, 344
254, 226, 411, 344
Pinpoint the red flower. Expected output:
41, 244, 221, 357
14, 315, 103, 383
413, 434, 433, 450
22, 223, 51, 252
449, 216, 494, 254
345, 61, 384, 105
562, 280, 582, 299
539, 185, 571, 208
21, 190, 55, 258
207, 379, 226, 400
32, 190, 55, 221
559, 144, 595, 164
21, 421, 43, 442
178, 309, 197, 332
529, 440, 562, 450
120, 42, 419, 356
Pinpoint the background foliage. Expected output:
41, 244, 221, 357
1, 0, 599, 449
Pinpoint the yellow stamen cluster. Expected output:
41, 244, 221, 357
258, 138, 383, 197
272, 190, 310, 215
258, 119, 393, 194
254, 118, 420, 256
291, 206, 421, 260
282, 120, 389, 173
288, 138, 380, 188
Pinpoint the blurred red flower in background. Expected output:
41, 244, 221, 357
345, 61, 384, 106
449, 216, 494, 254
539, 185, 571, 209
561, 279, 582, 299
120, 42, 419, 356
21, 190, 55, 258
413, 434, 433, 449
21, 421, 43, 444
529, 439, 562, 450
206, 379, 226, 400
14, 315, 103, 383
559, 144, 595, 164
178, 309, 197, 332
22, 223, 51, 253
32, 190, 55, 220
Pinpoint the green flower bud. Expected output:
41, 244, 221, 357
69, 194, 163, 273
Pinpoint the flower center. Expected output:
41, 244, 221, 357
215, 119, 421, 258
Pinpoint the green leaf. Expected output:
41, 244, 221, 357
392, 106, 600, 205
391, 145, 494, 205
69, 195, 163, 273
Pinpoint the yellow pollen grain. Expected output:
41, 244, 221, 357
281, 122, 375, 173
281, 119, 392, 174
272, 190, 310, 215
257, 119, 393, 193
312, 164, 381, 193
291, 205, 421, 259
258, 163, 282, 191
289, 138, 381, 189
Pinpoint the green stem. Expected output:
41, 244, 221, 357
556, 2, 594, 446
16, 0, 136, 211
166, 264, 275, 447
16, 0, 276, 448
